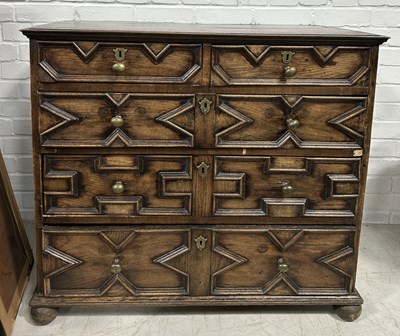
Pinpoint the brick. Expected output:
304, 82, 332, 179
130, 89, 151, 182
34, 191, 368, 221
21, 192, 34, 208
387, 0, 400, 5
118, 0, 148, 3
19, 209, 34, 222
2, 137, 32, 155
16, 4, 74, 22
364, 194, 400, 211
19, 44, 30, 61
75, 5, 134, 21
390, 212, 400, 224
182, 0, 212, 4
2, 62, 30, 80
362, 210, 390, 224
135, 6, 194, 23
370, 140, 397, 157
387, 28, 400, 47
0, 4, 14, 22
9, 174, 34, 191
0, 44, 18, 61
239, 0, 268, 5
2, 156, 18, 173
366, 176, 391, 193
371, 9, 400, 27
379, 47, 400, 66
313, 8, 371, 26
299, 0, 327, 5
0, 82, 19, 99
152, 0, 180, 3
359, 0, 387, 5
253, 8, 313, 24
2, 23, 31, 42
270, 0, 298, 5
0, 100, 31, 118
0, 118, 13, 136
195, 7, 252, 24
17, 156, 33, 173
19, 83, 31, 99
213, 0, 237, 4
375, 85, 400, 103
13, 119, 32, 135
331, 0, 358, 6
391, 176, 400, 193
378, 66, 400, 84
374, 103, 400, 121
372, 121, 400, 139
368, 158, 400, 176
395, 142, 400, 157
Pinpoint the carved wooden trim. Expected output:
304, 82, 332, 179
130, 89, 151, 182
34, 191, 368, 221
38, 41, 202, 84
39, 93, 195, 148
213, 156, 360, 218
43, 155, 193, 216
43, 228, 191, 297
215, 95, 367, 149
212, 45, 370, 86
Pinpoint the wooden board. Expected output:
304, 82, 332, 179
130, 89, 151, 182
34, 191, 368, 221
0, 150, 33, 336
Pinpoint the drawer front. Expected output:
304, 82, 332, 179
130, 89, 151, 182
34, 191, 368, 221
42, 227, 192, 297
39, 93, 195, 148
211, 228, 355, 295
38, 41, 202, 84
43, 155, 193, 217
215, 95, 367, 150
211, 45, 370, 86
213, 156, 360, 221
42, 226, 355, 298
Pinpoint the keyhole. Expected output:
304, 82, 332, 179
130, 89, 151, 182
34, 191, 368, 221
201, 167, 205, 174
284, 54, 290, 62
118, 50, 122, 58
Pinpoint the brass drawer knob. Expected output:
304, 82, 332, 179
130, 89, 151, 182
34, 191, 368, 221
111, 258, 122, 274
112, 181, 125, 194
282, 182, 294, 195
283, 65, 297, 78
286, 118, 299, 130
278, 257, 289, 273
111, 115, 124, 127
112, 62, 126, 73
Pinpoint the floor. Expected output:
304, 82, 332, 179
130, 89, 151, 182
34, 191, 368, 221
10, 224, 400, 336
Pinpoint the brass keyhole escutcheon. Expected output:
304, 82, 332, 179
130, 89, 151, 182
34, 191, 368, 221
113, 48, 128, 61
281, 51, 295, 64
195, 235, 207, 251
196, 162, 210, 178
198, 98, 212, 115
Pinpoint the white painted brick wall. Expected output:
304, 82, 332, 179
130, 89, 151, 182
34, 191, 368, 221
0, 1, 399, 226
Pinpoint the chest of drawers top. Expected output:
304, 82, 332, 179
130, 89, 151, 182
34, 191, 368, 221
22, 22, 388, 90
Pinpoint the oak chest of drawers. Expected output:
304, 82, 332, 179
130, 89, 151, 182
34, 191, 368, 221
22, 22, 388, 324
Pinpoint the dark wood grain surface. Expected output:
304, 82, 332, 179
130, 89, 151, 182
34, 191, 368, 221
22, 22, 386, 323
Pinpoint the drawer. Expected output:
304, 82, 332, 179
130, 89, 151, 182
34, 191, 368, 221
41, 226, 355, 297
213, 156, 360, 221
43, 155, 193, 217
211, 227, 355, 296
215, 95, 367, 150
42, 226, 192, 297
38, 41, 202, 84
39, 93, 195, 148
211, 45, 370, 86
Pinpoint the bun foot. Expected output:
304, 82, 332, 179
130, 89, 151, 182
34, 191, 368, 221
334, 305, 362, 322
31, 307, 59, 325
